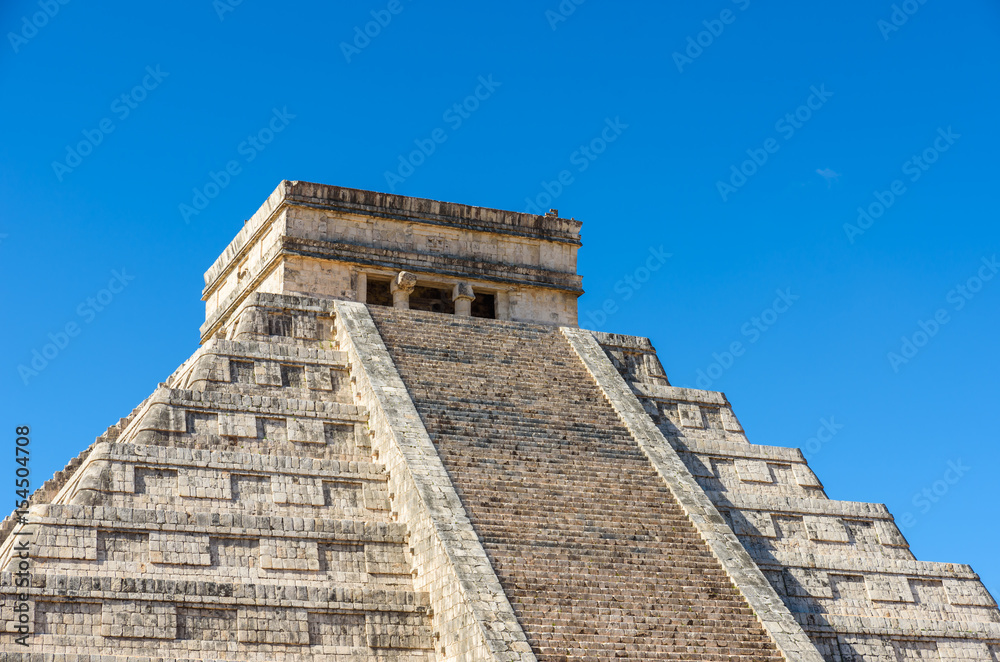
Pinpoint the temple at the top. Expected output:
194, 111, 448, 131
1, 181, 997, 662
200, 180, 584, 342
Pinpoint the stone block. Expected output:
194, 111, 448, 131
305, 365, 333, 390
731, 509, 777, 538
271, 474, 324, 506
238, 607, 310, 645
308, 611, 366, 647
365, 542, 410, 576
792, 463, 823, 488
253, 360, 282, 386
874, 519, 909, 547
943, 579, 998, 607
229, 358, 255, 384
683, 454, 715, 477
363, 483, 391, 511
280, 363, 305, 387
721, 407, 744, 433
108, 463, 135, 493
218, 413, 257, 438
35, 526, 97, 560
782, 567, 832, 599
735, 459, 773, 483
185, 410, 218, 435
256, 416, 287, 442
938, 640, 993, 660
678, 403, 705, 428
287, 417, 325, 444
177, 468, 231, 500
366, 611, 434, 650
292, 314, 317, 340
177, 607, 237, 642
259, 538, 319, 571
34, 601, 101, 637
803, 515, 849, 543
149, 532, 211, 565
864, 574, 914, 603
136, 404, 187, 433
100, 601, 177, 639
324, 422, 357, 452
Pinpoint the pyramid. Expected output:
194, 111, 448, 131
2, 181, 997, 661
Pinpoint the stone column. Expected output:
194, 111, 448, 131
452, 282, 475, 317
355, 271, 367, 303
391, 271, 417, 309
496, 290, 511, 320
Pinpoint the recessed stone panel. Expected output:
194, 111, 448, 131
259, 538, 319, 571
865, 574, 914, 603
100, 601, 176, 639
176, 607, 236, 642
238, 607, 310, 645
96, 531, 146, 563
271, 474, 324, 506
35, 601, 101, 637
149, 532, 211, 566
178, 468, 231, 500
36, 527, 97, 560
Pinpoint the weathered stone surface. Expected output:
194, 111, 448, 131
370, 308, 793, 661
0, 294, 437, 660
200, 181, 583, 341
3, 184, 997, 661
591, 330, 1000, 658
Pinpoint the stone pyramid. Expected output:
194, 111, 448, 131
2, 181, 997, 661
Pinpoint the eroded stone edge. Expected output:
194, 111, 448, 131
561, 326, 826, 662
335, 301, 537, 662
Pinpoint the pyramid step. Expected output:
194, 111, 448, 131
370, 306, 788, 661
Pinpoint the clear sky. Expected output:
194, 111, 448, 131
2, 1, 998, 598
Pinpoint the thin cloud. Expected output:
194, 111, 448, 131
816, 168, 841, 187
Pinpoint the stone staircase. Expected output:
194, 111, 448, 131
0, 296, 437, 661
7, 288, 994, 661
369, 307, 786, 662
594, 332, 1000, 661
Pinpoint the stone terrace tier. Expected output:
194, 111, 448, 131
0, 298, 436, 661
369, 307, 786, 662
595, 332, 1000, 661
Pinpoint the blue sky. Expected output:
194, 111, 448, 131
2, 1, 998, 598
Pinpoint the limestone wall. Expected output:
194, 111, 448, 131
0, 294, 441, 660
200, 181, 584, 341
592, 330, 1000, 660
